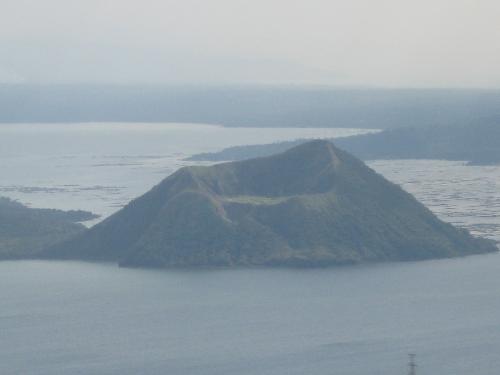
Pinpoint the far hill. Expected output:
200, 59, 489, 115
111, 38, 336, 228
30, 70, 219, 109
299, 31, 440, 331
43, 141, 497, 268
1, 85, 500, 129
0, 198, 98, 259
188, 123, 500, 165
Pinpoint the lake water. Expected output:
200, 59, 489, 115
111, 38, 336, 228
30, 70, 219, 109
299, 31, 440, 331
1, 123, 500, 374
0, 123, 374, 224
2, 255, 500, 375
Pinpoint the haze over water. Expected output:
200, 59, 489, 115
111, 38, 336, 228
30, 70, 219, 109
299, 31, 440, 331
1, 123, 499, 374
3, 0, 500, 372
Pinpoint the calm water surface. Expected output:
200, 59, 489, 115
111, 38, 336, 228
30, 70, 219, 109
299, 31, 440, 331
1, 123, 499, 374
1, 256, 500, 375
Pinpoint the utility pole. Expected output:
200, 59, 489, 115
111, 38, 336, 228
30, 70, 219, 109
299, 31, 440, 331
408, 354, 417, 375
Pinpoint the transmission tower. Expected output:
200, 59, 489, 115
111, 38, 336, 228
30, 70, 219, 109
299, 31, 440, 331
408, 354, 417, 375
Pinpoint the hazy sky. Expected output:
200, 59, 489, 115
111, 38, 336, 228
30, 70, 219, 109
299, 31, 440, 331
2, 0, 500, 87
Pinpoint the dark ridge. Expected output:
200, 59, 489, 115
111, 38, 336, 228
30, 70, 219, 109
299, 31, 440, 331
1, 85, 500, 128
188, 123, 500, 166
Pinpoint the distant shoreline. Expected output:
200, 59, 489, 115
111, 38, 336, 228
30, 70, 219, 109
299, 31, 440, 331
1, 85, 499, 128
188, 123, 500, 166
0, 121, 377, 130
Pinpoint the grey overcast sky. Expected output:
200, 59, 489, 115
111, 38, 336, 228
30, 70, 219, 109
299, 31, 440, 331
1, 0, 500, 87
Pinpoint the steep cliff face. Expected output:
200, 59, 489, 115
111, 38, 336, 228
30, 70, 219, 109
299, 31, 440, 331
43, 140, 497, 268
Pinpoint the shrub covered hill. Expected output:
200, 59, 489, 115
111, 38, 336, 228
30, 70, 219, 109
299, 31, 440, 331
44, 140, 497, 268
0, 197, 97, 259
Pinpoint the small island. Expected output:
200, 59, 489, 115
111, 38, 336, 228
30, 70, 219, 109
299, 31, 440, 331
43, 140, 497, 268
0, 197, 98, 259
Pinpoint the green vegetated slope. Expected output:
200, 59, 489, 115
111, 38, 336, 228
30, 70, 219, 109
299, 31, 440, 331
0, 198, 96, 259
189, 123, 500, 165
43, 140, 497, 268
